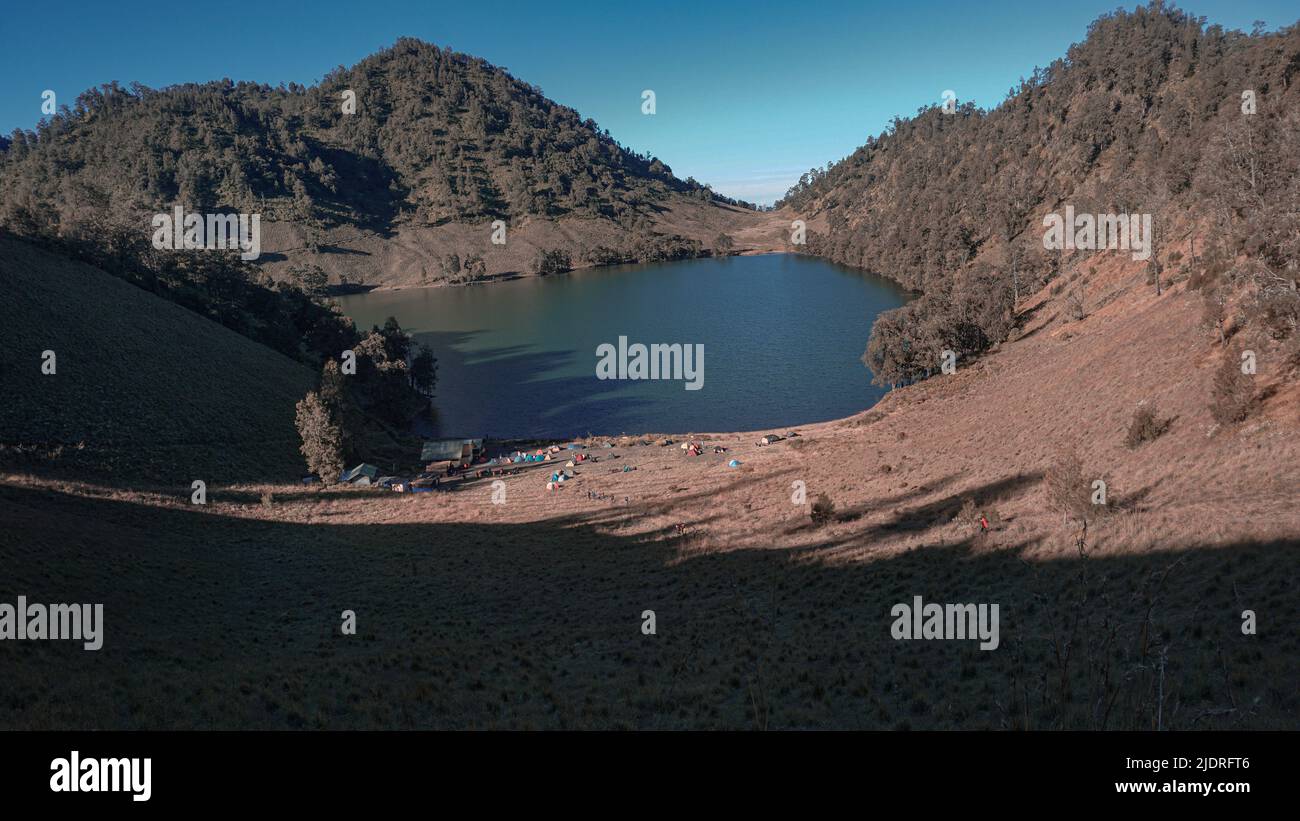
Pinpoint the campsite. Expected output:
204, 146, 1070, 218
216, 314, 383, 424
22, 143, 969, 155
330, 432, 753, 501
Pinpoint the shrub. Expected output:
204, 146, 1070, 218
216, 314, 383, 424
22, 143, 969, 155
1124, 403, 1170, 448
956, 497, 978, 526
1255, 288, 1300, 340
810, 494, 836, 527
956, 497, 1001, 532
1201, 290, 1227, 343
532, 248, 572, 276
1044, 448, 1093, 524
1209, 346, 1256, 425
1066, 289, 1086, 321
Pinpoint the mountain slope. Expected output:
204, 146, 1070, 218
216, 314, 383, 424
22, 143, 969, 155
777, 3, 1300, 391
0, 236, 316, 483
0, 38, 769, 288
781, 5, 1300, 290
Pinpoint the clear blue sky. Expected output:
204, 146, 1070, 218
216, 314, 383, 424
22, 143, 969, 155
2, 0, 1294, 204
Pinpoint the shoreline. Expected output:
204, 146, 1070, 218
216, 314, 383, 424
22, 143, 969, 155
331, 247, 793, 295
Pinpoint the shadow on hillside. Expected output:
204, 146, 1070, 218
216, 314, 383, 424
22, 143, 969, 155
412, 329, 662, 438
1, 480, 1294, 731
306, 140, 404, 237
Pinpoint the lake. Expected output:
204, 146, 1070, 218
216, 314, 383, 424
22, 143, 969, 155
336, 253, 910, 439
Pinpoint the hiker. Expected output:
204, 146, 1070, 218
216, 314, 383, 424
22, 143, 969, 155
979, 515, 989, 532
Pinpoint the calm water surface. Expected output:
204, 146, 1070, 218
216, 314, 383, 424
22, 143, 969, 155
336, 253, 910, 438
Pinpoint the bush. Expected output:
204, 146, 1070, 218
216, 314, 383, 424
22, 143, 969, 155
956, 497, 978, 526
810, 494, 836, 527
1201, 290, 1227, 343
532, 248, 572, 276
1209, 346, 1257, 425
1254, 288, 1300, 340
863, 261, 1014, 387
1124, 403, 1170, 448
956, 497, 1001, 532
1066, 289, 1086, 321
1044, 448, 1093, 524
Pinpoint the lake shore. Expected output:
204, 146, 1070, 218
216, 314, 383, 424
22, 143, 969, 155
265, 202, 797, 293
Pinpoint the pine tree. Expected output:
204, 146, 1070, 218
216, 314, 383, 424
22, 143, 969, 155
295, 391, 345, 484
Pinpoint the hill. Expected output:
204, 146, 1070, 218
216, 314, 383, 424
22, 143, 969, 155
0, 38, 771, 289
0, 236, 316, 483
778, 3, 1300, 385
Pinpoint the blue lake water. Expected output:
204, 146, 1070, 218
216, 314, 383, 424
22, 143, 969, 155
336, 253, 910, 439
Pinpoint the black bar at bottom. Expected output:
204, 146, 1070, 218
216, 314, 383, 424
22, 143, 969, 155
1, 731, 1285, 808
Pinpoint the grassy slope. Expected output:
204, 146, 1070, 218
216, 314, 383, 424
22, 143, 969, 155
258, 198, 786, 290
0, 236, 315, 484
1, 248, 1296, 730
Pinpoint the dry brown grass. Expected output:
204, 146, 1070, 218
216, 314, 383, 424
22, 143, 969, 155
2, 242, 1296, 730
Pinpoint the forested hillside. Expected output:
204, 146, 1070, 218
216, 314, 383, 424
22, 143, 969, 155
780, 3, 1300, 386
0, 38, 761, 289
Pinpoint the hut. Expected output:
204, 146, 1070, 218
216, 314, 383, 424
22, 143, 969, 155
340, 463, 380, 484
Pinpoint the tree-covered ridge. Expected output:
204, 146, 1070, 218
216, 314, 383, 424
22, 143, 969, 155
780, 2, 1299, 385
0, 37, 744, 242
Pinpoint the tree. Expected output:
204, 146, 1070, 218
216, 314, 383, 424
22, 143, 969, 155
713, 233, 735, 257
441, 253, 462, 278
1043, 447, 1098, 552
410, 344, 438, 396
319, 359, 362, 459
532, 248, 571, 276
290, 263, 329, 300
295, 391, 345, 484
378, 317, 411, 363
463, 254, 487, 278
